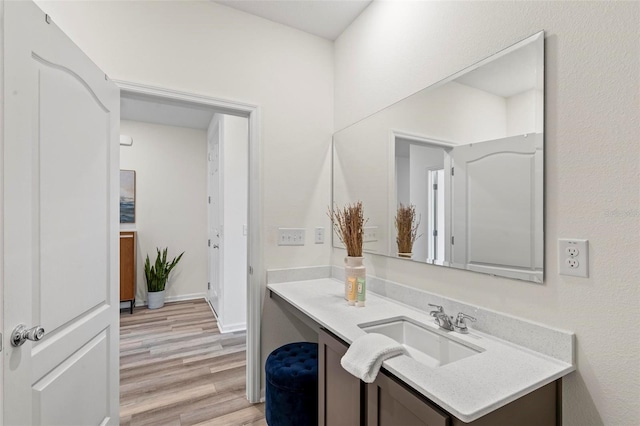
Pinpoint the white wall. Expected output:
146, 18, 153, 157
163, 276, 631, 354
334, 2, 639, 425
34, 0, 334, 394
506, 89, 538, 135
221, 114, 248, 331
120, 120, 207, 303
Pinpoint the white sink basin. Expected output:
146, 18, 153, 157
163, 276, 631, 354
358, 316, 483, 368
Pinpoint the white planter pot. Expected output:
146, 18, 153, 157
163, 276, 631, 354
147, 290, 166, 310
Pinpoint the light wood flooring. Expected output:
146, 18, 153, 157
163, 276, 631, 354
120, 299, 266, 426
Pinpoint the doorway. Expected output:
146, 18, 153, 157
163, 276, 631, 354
118, 81, 261, 403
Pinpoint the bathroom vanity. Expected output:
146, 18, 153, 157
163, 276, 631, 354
268, 278, 574, 425
320, 328, 557, 426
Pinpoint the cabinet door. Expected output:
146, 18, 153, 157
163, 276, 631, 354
119, 232, 135, 301
319, 329, 364, 426
368, 371, 450, 426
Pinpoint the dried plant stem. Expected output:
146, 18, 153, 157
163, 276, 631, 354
395, 204, 421, 253
328, 201, 367, 257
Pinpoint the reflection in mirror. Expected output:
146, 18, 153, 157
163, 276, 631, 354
333, 31, 544, 283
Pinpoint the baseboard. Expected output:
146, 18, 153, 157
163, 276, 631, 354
135, 292, 208, 307
217, 319, 246, 334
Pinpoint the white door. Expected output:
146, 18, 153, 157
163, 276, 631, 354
3, 2, 120, 425
450, 134, 541, 278
207, 116, 223, 317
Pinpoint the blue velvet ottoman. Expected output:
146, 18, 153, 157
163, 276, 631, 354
265, 342, 318, 426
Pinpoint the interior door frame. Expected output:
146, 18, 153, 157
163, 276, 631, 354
115, 80, 262, 403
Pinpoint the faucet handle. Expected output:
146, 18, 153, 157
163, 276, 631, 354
428, 304, 443, 316
454, 312, 476, 333
428, 303, 443, 311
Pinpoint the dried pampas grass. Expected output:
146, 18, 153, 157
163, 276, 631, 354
328, 201, 367, 257
395, 204, 421, 254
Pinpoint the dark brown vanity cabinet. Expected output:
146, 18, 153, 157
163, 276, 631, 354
319, 328, 559, 426
319, 329, 364, 425
367, 372, 448, 426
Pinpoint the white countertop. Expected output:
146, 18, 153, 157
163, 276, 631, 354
268, 278, 575, 423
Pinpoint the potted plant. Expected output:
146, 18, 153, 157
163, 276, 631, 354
395, 204, 421, 258
328, 201, 367, 302
144, 247, 184, 309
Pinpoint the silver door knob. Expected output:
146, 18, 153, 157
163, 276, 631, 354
11, 324, 45, 347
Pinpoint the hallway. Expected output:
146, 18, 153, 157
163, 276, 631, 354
120, 300, 265, 425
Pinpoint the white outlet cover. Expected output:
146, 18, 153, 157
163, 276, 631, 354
558, 239, 589, 277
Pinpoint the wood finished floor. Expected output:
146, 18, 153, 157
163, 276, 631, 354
120, 300, 266, 426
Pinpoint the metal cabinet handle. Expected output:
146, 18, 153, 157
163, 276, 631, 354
11, 324, 45, 347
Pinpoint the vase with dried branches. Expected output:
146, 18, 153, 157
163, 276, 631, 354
328, 201, 367, 303
395, 204, 421, 259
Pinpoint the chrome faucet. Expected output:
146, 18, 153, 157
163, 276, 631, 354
429, 304, 477, 333
428, 304, 455, 331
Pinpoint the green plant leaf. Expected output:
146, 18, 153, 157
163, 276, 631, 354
144, 247, 184, 293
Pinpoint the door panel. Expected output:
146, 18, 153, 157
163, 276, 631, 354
207, 115, 222, 316
450, 134, 542, 280
3, 1, 120, 424
33, 331, 110, 426
38, 55, 110, 332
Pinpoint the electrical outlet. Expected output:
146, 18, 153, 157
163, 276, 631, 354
558, 239, 589, 277
314, 227, 324, 244
566, 247, 579, 257
278, 228, 305, 246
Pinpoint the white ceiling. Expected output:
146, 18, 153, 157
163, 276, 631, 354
213, 0, 372, 40
454, 40, 540, 98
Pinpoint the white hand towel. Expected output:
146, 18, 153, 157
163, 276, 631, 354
341, 333, 407, 383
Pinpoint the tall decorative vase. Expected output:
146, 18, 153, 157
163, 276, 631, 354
147, 290, 166, 310
344, 256, 365, 300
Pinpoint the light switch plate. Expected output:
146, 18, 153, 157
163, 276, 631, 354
558, 239, 589, 277
363, 226, 378, 243
278, 228, 305, 246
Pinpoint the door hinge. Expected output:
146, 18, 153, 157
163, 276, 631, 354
451, 236, 455, 245
433, 183, 438, 190
208, 196, 211, 204
0, 332, 3, 352
248, 266, 253, 275
208, 282, 211, 290
451, 167, 455, 176
208, 239, 211, 247
433, 230, 438, 237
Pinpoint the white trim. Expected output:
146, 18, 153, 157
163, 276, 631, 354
114, 80, 262, 403
392, 129, 458, 148
134, 292, 208, 307
216, 320, 247, 334
0, 1, 5, 421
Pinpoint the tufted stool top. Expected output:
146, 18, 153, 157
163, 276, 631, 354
265, 342, 318, 392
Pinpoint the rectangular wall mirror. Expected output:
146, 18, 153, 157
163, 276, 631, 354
333, 31, 544, 283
